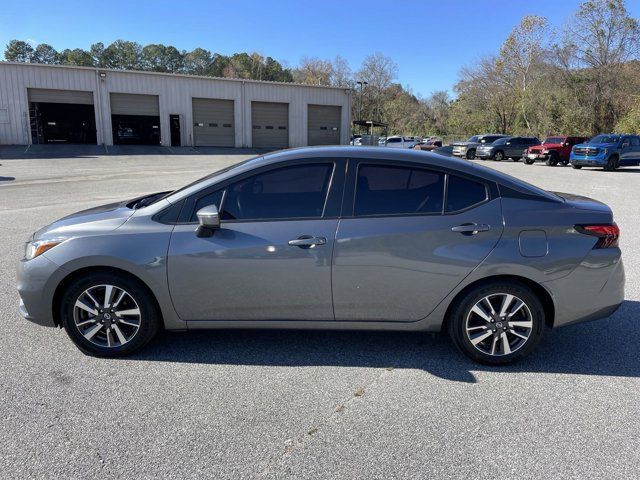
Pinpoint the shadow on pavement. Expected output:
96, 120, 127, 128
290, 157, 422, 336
0, 144, 273, 160
131, 300, 640, 383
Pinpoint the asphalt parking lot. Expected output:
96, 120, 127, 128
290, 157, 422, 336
1, 146, 638, 479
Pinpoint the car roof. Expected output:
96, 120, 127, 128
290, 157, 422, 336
163, 146, 560, 205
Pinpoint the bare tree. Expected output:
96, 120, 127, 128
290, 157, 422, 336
499, 15, 549, 132
356, 53, 398, 121
293, 57, 333, 85
331, 55, 353, 88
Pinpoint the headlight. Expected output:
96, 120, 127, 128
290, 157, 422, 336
542, 150, 550, 154
24, 237, 67, 260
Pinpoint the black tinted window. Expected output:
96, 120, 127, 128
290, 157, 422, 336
221, 164, 333, 220
446, 175, 488, 212
631, 136, 640, 147
355, 165, 444, 216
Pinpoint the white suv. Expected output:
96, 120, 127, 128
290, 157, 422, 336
385, 136, 420, 148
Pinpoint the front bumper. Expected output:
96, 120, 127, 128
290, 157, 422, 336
544, 248, 625, 328
451, 147, 467, 157
525, 152, 549, 162
17, 254, 66, 327
475, 150, 494, 159
570, 153, 607, 166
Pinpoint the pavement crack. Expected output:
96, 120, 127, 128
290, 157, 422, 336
255, 366, 394, 478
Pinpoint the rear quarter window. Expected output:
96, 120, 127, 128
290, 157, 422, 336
446, 175, 488, 213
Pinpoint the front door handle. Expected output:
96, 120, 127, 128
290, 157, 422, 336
288, 235, 327, 248
451, 223, 490, 235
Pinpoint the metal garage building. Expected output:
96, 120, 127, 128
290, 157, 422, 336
0, 62, 351, 148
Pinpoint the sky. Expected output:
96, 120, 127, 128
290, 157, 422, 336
2, 0, 639, 97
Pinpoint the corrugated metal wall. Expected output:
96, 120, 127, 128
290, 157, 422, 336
0, 62, 352, 147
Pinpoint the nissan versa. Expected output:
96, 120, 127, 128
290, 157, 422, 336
17, 147, 625, 364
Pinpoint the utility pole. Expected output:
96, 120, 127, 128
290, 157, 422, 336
356, 80, 368, 134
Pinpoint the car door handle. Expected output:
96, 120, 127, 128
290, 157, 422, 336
451, 223, 490, 235
288, 235, 327, 248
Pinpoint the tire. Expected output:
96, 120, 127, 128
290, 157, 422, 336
572, 164, 582, 169
524, 158, 534, 165
466, 148, 476, 160
546, 153, 559, 166
603, 155, 619, 171
561, 159, 569, 166
60, 271, 160, 357
447, 281, 545, 365
493, 151, 504, 161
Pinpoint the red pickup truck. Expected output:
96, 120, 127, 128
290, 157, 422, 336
524, 136, 588, 166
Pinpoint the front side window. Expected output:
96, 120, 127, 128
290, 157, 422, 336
446, 175, 488, 212
355, 165, 444, 216
221, 164, 334, 220
387, 137, 402, 143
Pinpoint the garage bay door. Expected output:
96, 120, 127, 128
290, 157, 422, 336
308, 105, 341, 145
252, 102, 288, 148
28, 88, 96, 144
110, 93, 160, 145
192, 98, 235, 147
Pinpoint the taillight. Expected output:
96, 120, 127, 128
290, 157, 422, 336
575, 223, 620, 248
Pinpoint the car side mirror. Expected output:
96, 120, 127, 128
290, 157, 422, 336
196, 205, 220, 238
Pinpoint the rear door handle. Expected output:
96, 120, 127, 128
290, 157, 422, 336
288, 235, 327, 248
451, 223, 490, 235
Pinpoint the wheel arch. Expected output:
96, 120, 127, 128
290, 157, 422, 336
442, 274, 555, 331
51, 266, 164, 328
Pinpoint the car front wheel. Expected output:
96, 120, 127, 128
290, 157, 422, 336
60, 272, 160, 357
493, 151, 504, 161
448, 281, 544, 365
466, 149, 476, 160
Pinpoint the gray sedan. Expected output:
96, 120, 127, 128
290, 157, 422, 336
17, 147, 624, 364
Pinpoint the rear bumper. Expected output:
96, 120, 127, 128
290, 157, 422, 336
544, 248, 625, 328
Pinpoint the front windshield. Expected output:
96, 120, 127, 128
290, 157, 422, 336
467, 136, 479, 143
543, 137, 564, 145
493, 137, 510, 145
588, 135, 620, 144
147, 156, 261, 205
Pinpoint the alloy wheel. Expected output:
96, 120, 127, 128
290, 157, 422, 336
73, 284, 142, 348
494, 151, 504, 161
465, 293, 533, 356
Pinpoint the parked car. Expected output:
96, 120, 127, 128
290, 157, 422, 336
18, 146, 624, 365
378, 136, 387, 146
476, 136, 540, 161
524, 136, 588, 166
432, 145, 454, 156
385, 136, 420, 149
451, 134, 508, 159
570, 134, 640, 170
413, 139, 443, 151
350, 135, 362, 146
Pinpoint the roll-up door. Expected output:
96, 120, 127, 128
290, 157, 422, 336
110, 93, 160, 145
110, 93, 159, 116
192, 98, 235, 147
252, 102, 288, 148
308, 105, 341, 146
28, 89, 96, 144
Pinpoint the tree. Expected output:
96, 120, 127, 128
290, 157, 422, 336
4, 40, 34, 62
554, 0, 640, 132
293, 57, 333, 85
356, 53, 398, 122
184, 48, 212, 76
101, 40, 143, 70
331, 55, 352, 88
60, 48, 95, 66
424, 91, 451, 135
32, 43, 59, 64
498, 15, 549, 132
90, 42, 106, 66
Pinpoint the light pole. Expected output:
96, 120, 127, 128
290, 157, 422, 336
356, 80, 368, 134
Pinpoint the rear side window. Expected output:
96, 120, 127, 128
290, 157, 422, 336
630, 137, 640, 146
446, 175, 488, 212
387, 137, 401, 143
354, 165, 444, 216
221, 163, 333, 220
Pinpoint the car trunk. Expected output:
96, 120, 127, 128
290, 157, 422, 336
552, 191, 613, 216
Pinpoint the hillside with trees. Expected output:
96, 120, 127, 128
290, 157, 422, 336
4, 0, 639, 137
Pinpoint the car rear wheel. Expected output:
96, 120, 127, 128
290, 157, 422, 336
572, 164, 582, 169
447, 281, 545, 365
60, 272, 160, 357
466, 149, 476, 160
493, 151, 504, 161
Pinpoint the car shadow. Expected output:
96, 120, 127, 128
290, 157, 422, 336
0, 176, 15, 182
128, 300, 640, 383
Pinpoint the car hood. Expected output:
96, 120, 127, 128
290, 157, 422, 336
534, 143, 562, 149
575, 142, 618, 149
34, 200, 135, 240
